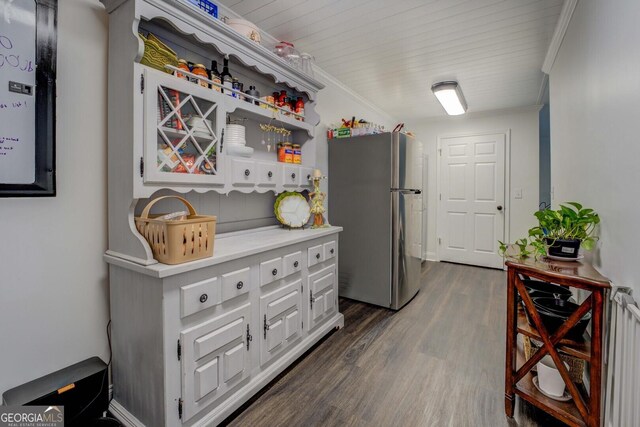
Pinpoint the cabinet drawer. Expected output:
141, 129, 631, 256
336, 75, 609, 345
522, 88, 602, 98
260, 257, 283, 286
324, 241, 336, 260
221, 267, 251, 302
181, 277, 221, 318
283, 165, 299, 187
299, 167, 314, 187
283, 251, 302, 277
231, 158, 256, 185
308, 244, 324, 267
257, 162, 279, 186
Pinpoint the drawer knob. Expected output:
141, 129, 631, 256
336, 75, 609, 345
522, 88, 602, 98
330, 248, 335, 254
294, 261, 299, 268
237, 281, 244, 290
291, 173, 296, 179
272, 268, 278, 276
307, 174, 311, 180
244, 169, 251, 177
199, 294, 208, 303
316, 253, 321, 259
268, 171, 273, 178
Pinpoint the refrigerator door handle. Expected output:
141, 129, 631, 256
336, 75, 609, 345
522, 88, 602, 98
391, 188, 422, 194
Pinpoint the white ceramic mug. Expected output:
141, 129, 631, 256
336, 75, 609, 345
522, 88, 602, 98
537, 355, 570, 397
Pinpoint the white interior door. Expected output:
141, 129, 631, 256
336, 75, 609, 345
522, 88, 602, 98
438, 133, 505, 269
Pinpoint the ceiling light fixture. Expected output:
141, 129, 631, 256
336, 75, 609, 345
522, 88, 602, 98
431, 81, 467, 116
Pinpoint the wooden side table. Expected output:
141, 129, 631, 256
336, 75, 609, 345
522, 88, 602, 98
504, 257, 611, 427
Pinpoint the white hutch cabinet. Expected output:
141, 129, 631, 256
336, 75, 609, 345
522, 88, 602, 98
101, 1, 343, 426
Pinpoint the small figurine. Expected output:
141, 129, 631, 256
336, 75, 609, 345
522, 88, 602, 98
309, 169, 330, 228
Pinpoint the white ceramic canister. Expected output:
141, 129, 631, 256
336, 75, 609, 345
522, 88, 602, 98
537, 355, 570, 397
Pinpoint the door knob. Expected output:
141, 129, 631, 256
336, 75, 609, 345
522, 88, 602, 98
497, 205, 503, 211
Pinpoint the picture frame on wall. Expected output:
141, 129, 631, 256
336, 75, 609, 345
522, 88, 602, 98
0, 0, 57, 197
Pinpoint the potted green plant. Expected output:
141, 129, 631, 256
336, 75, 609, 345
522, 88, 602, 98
499, 202, 600, 260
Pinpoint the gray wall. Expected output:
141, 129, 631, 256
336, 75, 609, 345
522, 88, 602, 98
539, 102, 551, 208
549, 0, 640, 293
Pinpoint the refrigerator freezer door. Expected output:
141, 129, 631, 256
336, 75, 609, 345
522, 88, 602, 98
328, 134, 393, 307
392, 132, 422, 191
391, 190, 422, 309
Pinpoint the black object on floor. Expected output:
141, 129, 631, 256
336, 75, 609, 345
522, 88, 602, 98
2, 357, 109, 426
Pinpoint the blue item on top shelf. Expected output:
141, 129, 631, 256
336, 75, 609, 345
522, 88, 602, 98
187, 0, 218, 18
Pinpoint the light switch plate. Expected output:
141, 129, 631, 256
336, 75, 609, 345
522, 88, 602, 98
514, 188, 523, 199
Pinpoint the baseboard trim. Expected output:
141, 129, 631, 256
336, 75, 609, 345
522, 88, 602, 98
108, 312, 344, 427
110, 400, 145, 427
426, 252, 437, 262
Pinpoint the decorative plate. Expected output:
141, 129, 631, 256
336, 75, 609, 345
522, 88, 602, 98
274, 192, 310, 228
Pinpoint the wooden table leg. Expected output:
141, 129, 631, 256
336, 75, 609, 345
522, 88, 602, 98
505, 267, 517, 417
588, 289, 604, 427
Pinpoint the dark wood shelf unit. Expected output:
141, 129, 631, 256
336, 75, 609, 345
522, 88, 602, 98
504, 257, 611, 427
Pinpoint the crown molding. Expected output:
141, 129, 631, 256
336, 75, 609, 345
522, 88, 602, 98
542, 0, 579, 74
536, 73, 549, 105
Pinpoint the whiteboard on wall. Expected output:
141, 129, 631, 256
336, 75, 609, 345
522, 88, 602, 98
0, 0, 37, 184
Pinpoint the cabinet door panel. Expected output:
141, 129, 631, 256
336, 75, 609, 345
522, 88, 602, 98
308, 264, 337, 331
143, 66, 225, 185
181, 303, 251, 421
260, 280, 303, 365
266, 318, 284, 352
194, 358, 219, 401
223, 342, 245, 382
285, 311, 300, 340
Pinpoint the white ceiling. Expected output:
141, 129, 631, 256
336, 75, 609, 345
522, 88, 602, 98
217, 0, 564, 121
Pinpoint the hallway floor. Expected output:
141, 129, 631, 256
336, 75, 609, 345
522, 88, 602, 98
225, 262, 567, 426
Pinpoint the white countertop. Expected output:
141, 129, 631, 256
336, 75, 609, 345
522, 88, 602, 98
104, 225, 342, 278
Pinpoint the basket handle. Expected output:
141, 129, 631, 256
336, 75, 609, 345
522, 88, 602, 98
140, 195, 197, 219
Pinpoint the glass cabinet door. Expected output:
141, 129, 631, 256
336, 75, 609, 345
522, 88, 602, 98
143, 67, 225, 185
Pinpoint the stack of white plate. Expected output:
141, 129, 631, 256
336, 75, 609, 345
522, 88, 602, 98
187, 117, 213, 139
225, 124, 254, 157
225, 124, 246, 145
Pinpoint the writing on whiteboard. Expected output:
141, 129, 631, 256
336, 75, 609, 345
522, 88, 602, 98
0, 34, 35, 73
0, 100, 28, 110
0, 136, 20, 156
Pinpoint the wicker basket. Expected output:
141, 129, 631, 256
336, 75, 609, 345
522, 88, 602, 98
139, 32, 178, 74
135, 196, 216, 265
523, 336, 585, 384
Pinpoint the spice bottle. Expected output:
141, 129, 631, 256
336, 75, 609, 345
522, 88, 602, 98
221, 57, 232, 94
192, 64, 209, 88
292, 144, 301, 164
176, 59, 190, 80
245, 85, 260, 104
295, 97, 305, 121
210, 60, 221, 92
284, 143, 294, 163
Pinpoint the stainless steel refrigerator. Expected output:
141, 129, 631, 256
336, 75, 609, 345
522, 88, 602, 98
328, 132, 423, 310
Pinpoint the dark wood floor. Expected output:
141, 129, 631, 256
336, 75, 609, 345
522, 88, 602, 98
226, 262, 567, 426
